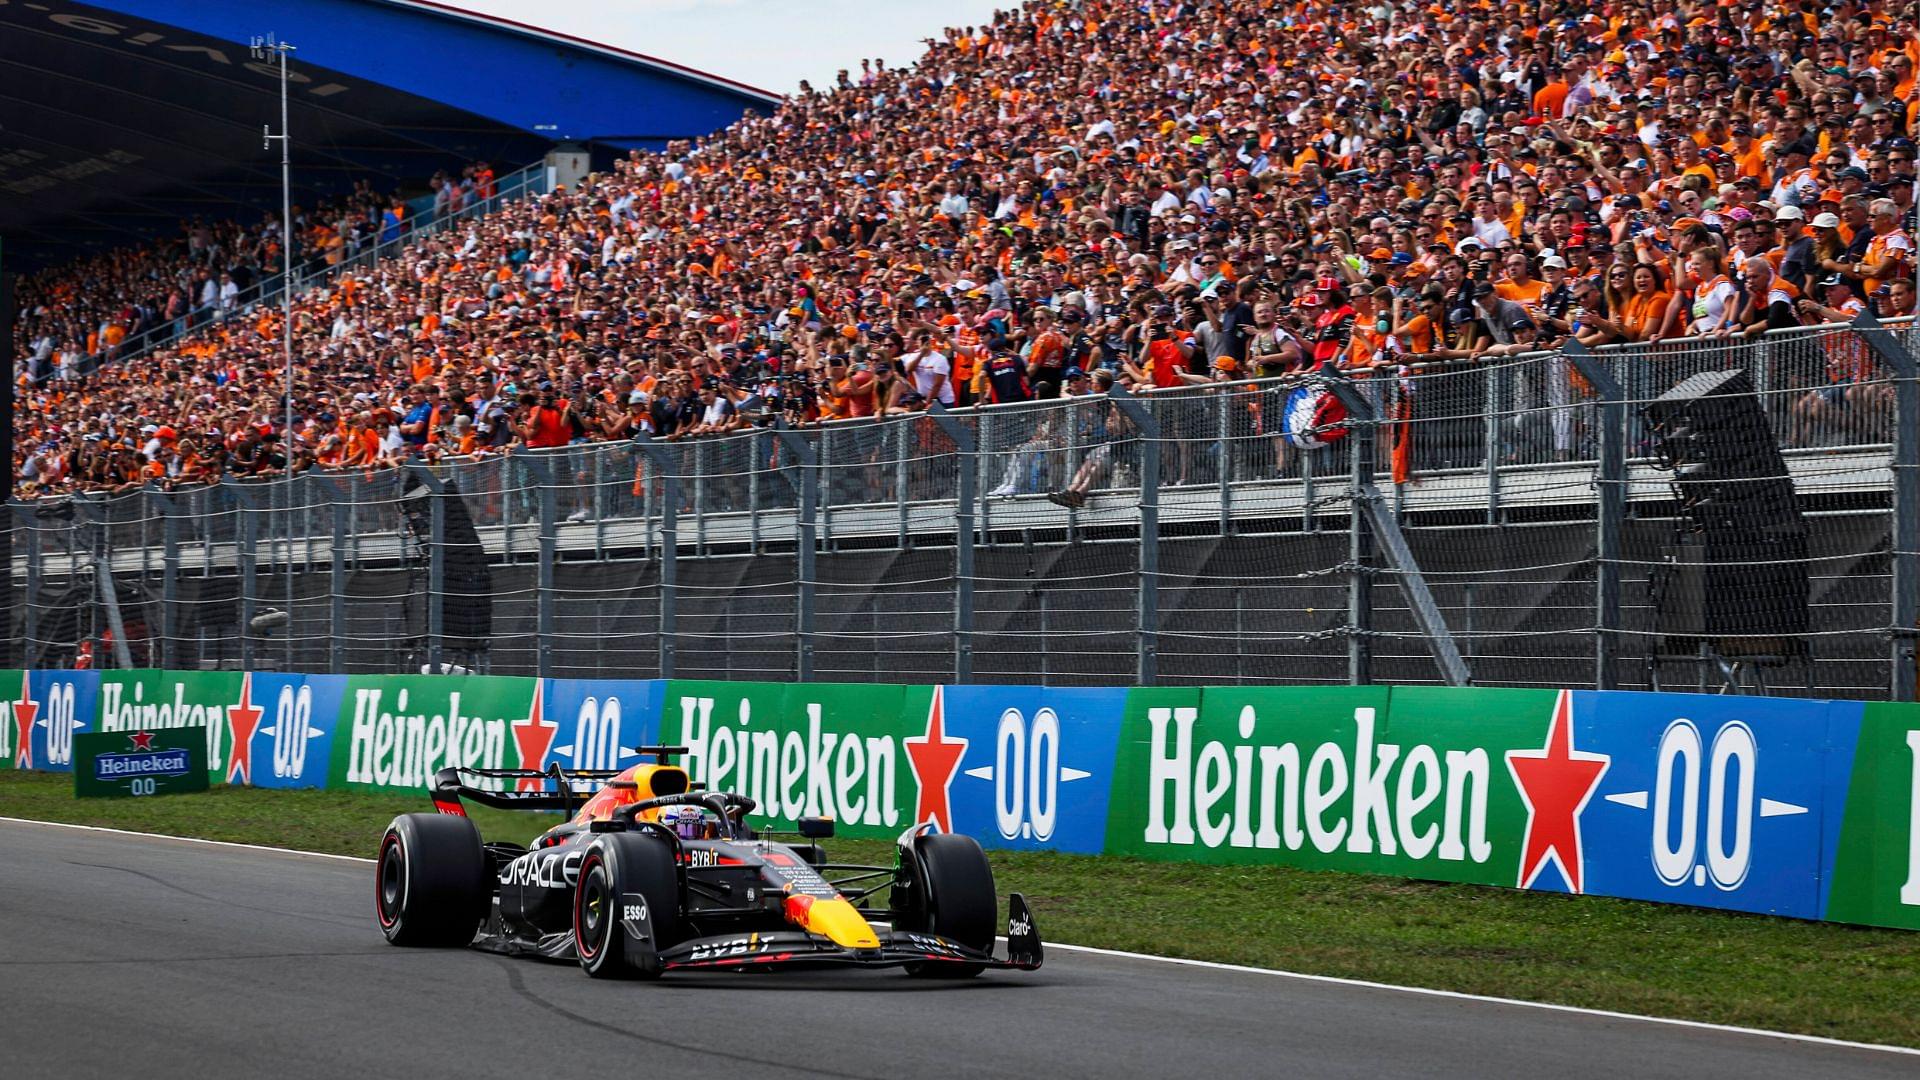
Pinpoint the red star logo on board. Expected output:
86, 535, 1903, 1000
510, 680, 557, 791
129, 731, 157, 751
225, 673, 264, 784
1505, 689, 1610, 894
903, 686, 968, 833
12, 671, 38, 770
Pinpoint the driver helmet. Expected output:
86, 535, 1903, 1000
661, 805, 714, 840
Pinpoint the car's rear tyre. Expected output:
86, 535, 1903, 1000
575, 833, 679, 979
376, 813, 488, 946
900, 832, 996, 978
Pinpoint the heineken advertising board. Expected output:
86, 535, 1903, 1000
7, 666, 1920, 932
72, 725, 208, 799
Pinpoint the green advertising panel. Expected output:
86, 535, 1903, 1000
96, 670, 256, 782
660, 679, 933, 838
328, 674, 541, 793
1825, 702, 1920, 930
73, 725, 209, 799
1105, 685, 1557, 888
16, 663, 1920, 933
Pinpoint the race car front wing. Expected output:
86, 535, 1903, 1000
651, 893, 1044, 973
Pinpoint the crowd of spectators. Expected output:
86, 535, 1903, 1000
13, 164, 497, 381
11, 0, 1917, 499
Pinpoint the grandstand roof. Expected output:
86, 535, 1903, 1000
0, 0, 780, 268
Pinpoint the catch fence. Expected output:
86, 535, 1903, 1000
10, 317, 1917, 700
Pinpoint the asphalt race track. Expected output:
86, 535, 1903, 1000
0, 820, 1913, 1079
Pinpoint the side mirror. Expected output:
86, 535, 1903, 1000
797, 815, 835, 839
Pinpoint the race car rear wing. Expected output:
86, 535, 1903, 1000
430, 763, 625, 817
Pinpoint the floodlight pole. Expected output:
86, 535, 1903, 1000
254, 33, 296, 666
253, 34, 296, 456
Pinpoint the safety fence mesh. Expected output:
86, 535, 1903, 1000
9, 320, 1914, 700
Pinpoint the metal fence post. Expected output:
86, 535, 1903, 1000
1329, 377, 1472, 688
693, 440, 708, 556
977, 412, 994, 541
592, 447, 607, 562
1566, 340, 1624, 690
1483, 363, 1503, 524
896, 419, 910, 550
1216, 388, 1233, 535
329, 482, 347, 674
527, 455, 557, 678
635, 434, 677, 678
278, 478, 295, 673
11, 503, 40, 668
1853, 313, 1918, 699
775, 423, 817, 682
748, 431, 763, 548
1347, 381, 1375, 685
154, 486, 178, 671
929, 405, 975, 682
427, 475, 446, 673
92, 509, 134, 670
227, 480, 259, 671
1110, 388, 1160, 685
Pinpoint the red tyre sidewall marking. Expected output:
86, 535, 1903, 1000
575, 854, 603, 962
376, 833, 402, 929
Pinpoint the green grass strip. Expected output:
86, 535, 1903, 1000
4, 771, 1917, 1048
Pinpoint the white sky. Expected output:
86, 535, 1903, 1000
454, 0, 1008, 96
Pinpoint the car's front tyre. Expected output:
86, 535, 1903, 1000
575, 832, 679, 979
376, 813, 488, 946
898, 832, 996, 978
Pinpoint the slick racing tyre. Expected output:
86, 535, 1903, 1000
901, 833, 996, 978
376, 813, 489, 947
575, 833, 679, 980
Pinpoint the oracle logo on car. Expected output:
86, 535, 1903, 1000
498, 849, 583, 890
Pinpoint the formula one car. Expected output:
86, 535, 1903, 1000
374, 747, 1043, 979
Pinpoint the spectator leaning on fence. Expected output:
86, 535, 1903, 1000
9, 0, 1919, 498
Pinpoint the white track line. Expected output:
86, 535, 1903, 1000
5, 815, 1914, 1057
0, 815, 374, 863
1029, 940, 1920, 1057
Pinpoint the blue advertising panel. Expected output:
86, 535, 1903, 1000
938, 686, 1128, 854
3, 670, 101, 774
246, 674, 348, 789
540, 678, 664, 773
1572, 690, 1861, 920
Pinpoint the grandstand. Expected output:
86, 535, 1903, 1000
3, 0, 1917, 699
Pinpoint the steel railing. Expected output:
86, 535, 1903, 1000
8, 318, 1915, 701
